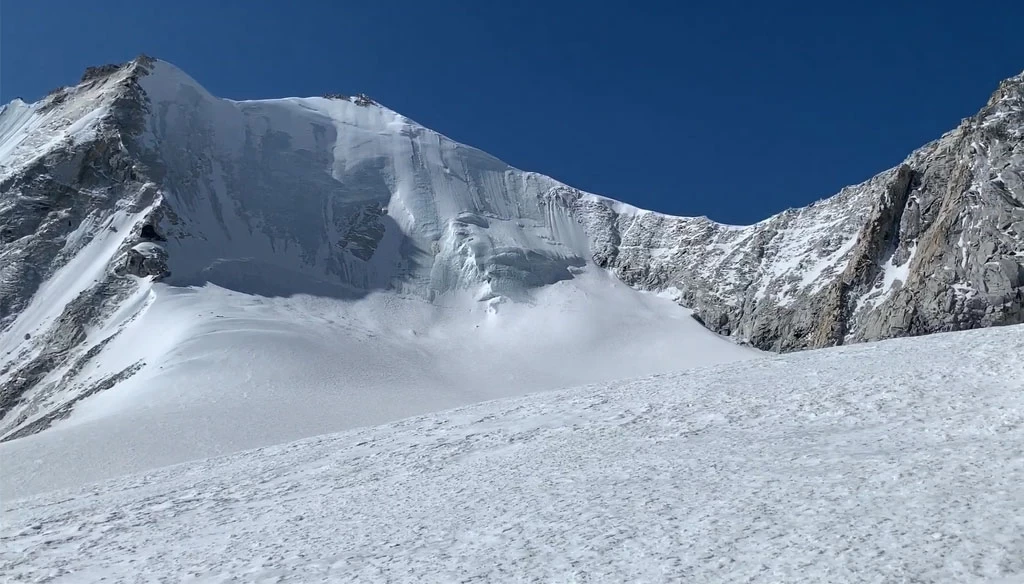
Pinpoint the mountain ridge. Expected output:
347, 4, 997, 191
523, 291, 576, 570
0, 55, 757, 454
566, 68, 1024, 350
1, 55, 1023, 445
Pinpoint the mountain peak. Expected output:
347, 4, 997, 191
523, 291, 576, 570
64, 54, 157, 91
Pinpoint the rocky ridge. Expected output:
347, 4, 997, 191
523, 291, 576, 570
548, 72, 1024, 350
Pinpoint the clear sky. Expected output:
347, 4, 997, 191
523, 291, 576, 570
3, 0, 1023, 224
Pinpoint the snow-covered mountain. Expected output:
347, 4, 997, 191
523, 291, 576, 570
5, 324, 1024, 582
0, 57, 758, 493
1, 55, 1023, 488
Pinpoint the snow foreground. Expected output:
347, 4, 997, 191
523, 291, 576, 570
4, 325, 1024, 583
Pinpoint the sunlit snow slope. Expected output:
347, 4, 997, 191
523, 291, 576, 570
1, 271, 754, 498
4, 325, 1023, 583
0, 58, 756, 497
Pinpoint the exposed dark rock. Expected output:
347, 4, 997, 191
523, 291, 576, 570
3, 57, 1024, 445
1, 360, 143, 442
558, 73, 1024, 351
337, 204, 387, 261
123, 243, 170, 280
80, 63, 123, 84
353, 93, 376, 106
140, 223, 165, 241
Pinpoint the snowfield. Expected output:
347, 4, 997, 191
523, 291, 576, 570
0, 269, 756, 500
4, 324, 1024, 583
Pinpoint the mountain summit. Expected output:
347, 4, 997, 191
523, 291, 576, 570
1, 57, 1023, 492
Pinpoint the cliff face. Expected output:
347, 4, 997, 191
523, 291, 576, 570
0, 58, 160, 428
555, 72, 1024, 351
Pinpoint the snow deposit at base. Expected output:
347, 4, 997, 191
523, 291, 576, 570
3, 325, 1024, 583
0, 268, 756, 499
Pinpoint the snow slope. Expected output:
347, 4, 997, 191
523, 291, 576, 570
0, 269, 755, 499
4, 324, 1023, 583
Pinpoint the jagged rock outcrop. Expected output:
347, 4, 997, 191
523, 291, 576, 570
546, 164, 909, 351
352, 93, 376, 107
0, 58, 155, 327
123, 242, 170, 279
540, 72, 1024, 350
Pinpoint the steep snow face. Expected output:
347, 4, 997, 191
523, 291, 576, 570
137, 61, 587, 301
4, 324, 1024, 582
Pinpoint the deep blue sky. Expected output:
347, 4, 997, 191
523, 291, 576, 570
3, 1, 1023, 224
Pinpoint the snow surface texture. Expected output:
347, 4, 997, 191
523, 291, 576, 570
0, 269, 755, 499
136, 60, 592, 300
4, 325, 1024, 583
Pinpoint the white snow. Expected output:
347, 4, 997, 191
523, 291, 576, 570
0, 201, 158, 371
880, 244, 916, 291
850, 244, 919, 319
756, 217, 861, 305
129, 241, 164, 258
0, 269, 757, 499
0, 100, 38, 165
3, 324, 1023, 582
580, 191, 651, 217
127, 60, 604, 301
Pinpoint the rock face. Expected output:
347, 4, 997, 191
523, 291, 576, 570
0, 59, 161, 426
0, 56, 1023, 429
543, 72, 1024, 351
123, 242, 170, 279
